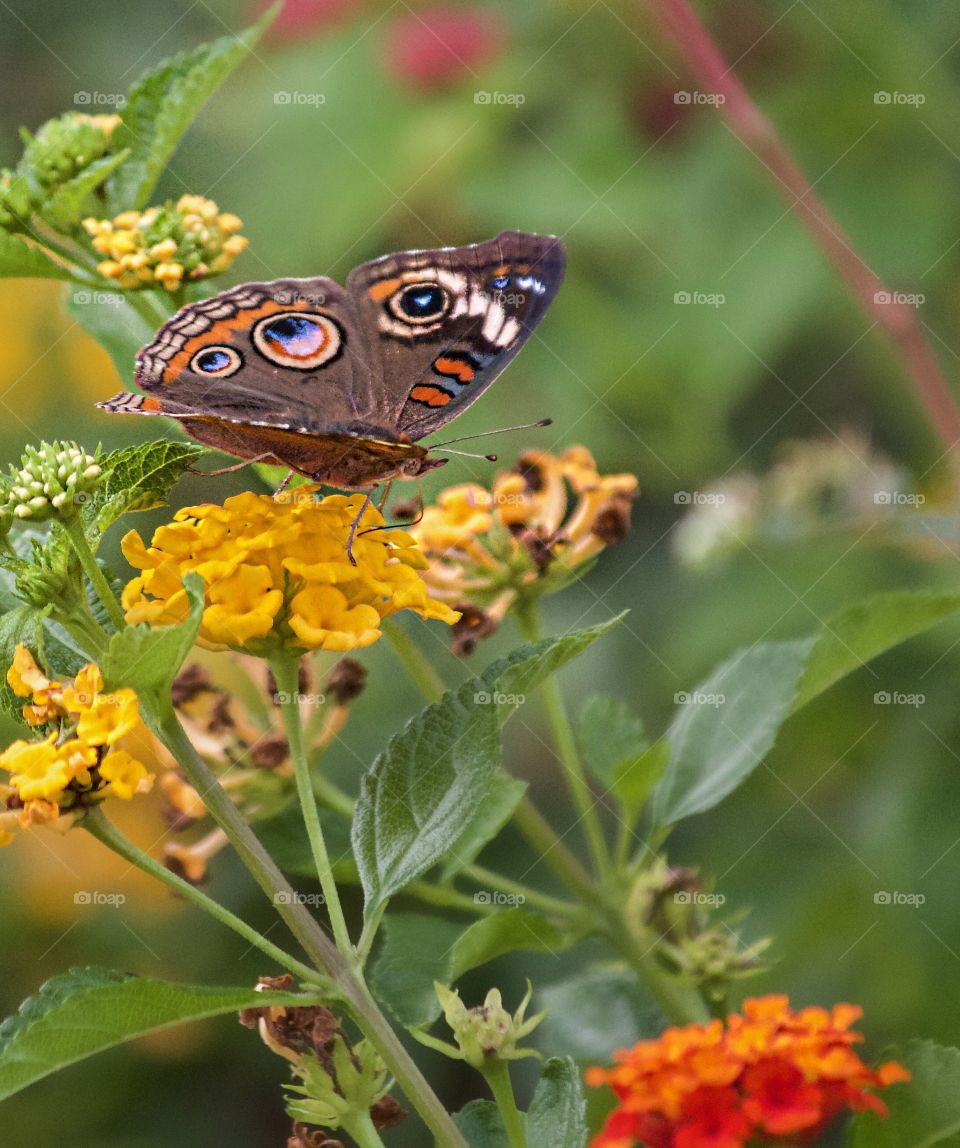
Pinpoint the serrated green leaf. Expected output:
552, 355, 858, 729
794, 590, 960, 712
849, 1039, 960, 1148
527, 1057, 587, 1148
0, 230, 74, 280
370, 914, 461, 1027
39, 149, 129, 231
441, 770, 527, 881
89, 439, 204, 533
0, 966, 329, 1102
108, 5, 278, 209
454, 1100, 511, 1146
450, 909, 583, 980
352, 618, 622, 922
101, 573, 203, 708
539, 967, 664, 1062
65, 280, 159, 382
652, 639, 813, 828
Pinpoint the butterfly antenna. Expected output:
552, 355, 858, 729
441, 448, 499, 462
430, 417, 552, 449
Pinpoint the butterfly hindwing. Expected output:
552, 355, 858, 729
346, 230, 566, 441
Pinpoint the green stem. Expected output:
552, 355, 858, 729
155, 707, 348, 979
61, 515, 126, 632
513, 599, 611, 880
482, 1060, 527, 1148
465, 864, 583, 920
272, 655, 354, 959
512, 797, 595, 902
610, 917, 710, 1025
383, 618, 445, 702
83, 807, 321, 986
342, 1109, 388, 1148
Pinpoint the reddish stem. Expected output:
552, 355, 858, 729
649, 0, 960, 455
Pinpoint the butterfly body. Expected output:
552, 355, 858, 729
99, 232, 566, 489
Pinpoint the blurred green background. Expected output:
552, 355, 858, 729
2, 0, 960, 1143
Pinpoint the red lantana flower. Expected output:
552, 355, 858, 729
586, 995, 909, 1147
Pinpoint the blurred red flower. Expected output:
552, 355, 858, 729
586, 995, 910, 1147
384, 5, 506, 90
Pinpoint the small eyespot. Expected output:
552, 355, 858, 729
388, 282, 450, 325
190, 346, 242, 377
491, 275, 510, 290
252, 311, 343, 369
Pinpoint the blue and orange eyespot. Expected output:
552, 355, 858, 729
252, 311, 344, 369
190, 346, 243, 378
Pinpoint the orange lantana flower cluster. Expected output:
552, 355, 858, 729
586, 995, 909, 1148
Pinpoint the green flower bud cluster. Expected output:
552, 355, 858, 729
285, 1036, 390, 1132
419, 983, 543, 1070
6, 442, 102, 521
20, 112, 120, 193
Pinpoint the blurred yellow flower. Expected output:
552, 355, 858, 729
121, 488, 460, 655
82, 193, 248, 290
411, 446, 638, 652
0, 645, 152, 845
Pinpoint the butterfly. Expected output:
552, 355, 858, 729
99, 232, 566, 506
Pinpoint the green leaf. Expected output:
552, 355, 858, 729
66, 285, 158, 382
795, 590, 960, 712
578, 695, 666, 818
527, 1057, 587, 1148
370, 914, 461, 1027
652, 639, 813, 828
256, 800, 357, 883
450, 909, 582, 980
539, 968, 664, 1062
108, 5, 278, 209
101, 572, 203, 708
39, 149, 129, 231
0, 605, 43, 724
849, 1039, 960, 1148
454, 1100, 510, 1147
0, 966, 329, 1102
352, 618, 622, 922
0, 230, 74, 280
90, 439, 205, 532
441, 770, 527, 881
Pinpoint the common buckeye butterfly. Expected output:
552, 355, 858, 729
99, 231, 566, 495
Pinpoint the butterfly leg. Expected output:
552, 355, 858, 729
346, 494, 373, 566
272, 470, 296, 497
189, 452, 275, 477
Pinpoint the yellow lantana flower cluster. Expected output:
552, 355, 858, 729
83, 193, 247, 290
410, 447, 638, 649
120, 489, 460, 655
0, 645, 152, 845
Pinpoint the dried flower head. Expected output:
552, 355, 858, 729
121, 489, 459, 655
83, 193, 247, 290
586, 995, 910, 1147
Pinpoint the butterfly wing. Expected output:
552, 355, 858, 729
346, 231, 566, 441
